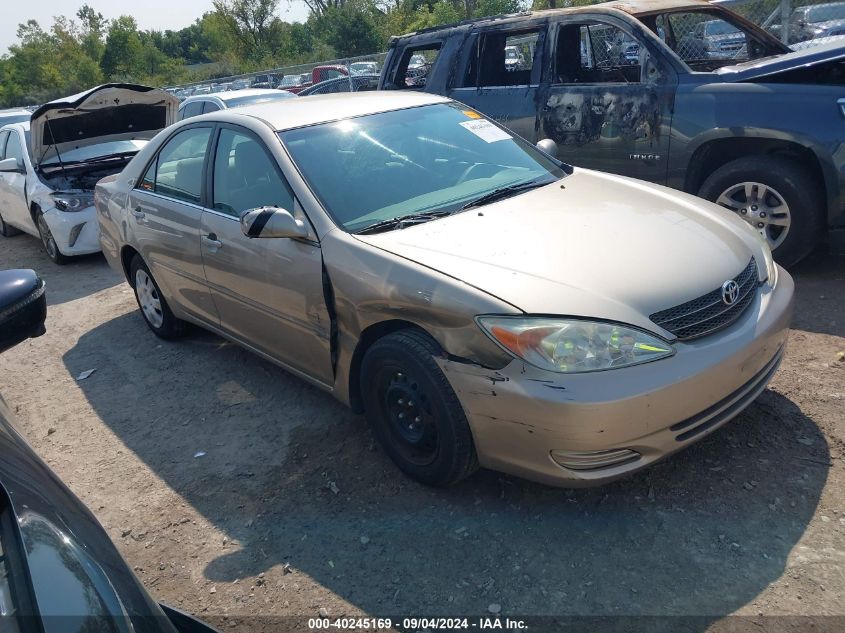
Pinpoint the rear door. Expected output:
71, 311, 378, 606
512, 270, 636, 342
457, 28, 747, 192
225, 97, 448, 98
538, 15, 676, 183
448, 22, 547, 142
129, 124, 219, 324
199, 124, 333, 385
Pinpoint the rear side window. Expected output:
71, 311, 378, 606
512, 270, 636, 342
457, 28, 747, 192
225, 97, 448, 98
180, 101, 204, 120
464, 29, 541, 87
392, 45, 442, 89
139, 127, 213, 204
202, 101, 222, 113
211, 128, 294, 216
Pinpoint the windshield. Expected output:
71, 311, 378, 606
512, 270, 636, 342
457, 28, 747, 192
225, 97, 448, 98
224, 92, 297, 108
706, 20, 740, 35
41, 139, 146, 166
279, 103, 566, 233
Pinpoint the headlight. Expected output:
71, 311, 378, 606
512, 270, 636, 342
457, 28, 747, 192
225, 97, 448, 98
51, 192, 94, 212
477, 317, 674, 374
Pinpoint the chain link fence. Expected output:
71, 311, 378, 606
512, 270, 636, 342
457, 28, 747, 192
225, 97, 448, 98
168, 52, 388, 96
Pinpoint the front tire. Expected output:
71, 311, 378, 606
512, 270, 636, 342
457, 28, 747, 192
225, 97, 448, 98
129, 255, 186, 339
35, 210, 68, 265
698, 156, 822, 268
360, 329, 478, 487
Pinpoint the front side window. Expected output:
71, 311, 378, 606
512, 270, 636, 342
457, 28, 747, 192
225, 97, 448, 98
212, 128, 294, 217
0, 131, 9, 160
139, 127, 212, 204
4, 132, 24, 168
280, 103, 566, 233
180, 101, 203, 121
554, 22, 647, 84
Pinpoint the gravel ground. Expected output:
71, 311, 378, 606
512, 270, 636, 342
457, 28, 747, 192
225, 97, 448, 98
0, 232, 843, 632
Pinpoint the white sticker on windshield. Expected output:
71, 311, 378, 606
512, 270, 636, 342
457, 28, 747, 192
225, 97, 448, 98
459, 119, 511, 143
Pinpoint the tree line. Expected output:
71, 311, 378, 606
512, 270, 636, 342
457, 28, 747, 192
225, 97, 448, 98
0, 0, 609, 107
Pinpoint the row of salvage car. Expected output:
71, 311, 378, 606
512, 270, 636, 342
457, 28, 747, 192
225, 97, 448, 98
0, 0, 841, 629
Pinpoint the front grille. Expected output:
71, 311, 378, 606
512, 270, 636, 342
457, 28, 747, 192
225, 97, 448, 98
649, 258, 759, 340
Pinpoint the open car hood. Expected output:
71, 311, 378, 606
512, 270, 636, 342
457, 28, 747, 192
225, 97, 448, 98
30, 83, 179, 168
716, 40, 845, 81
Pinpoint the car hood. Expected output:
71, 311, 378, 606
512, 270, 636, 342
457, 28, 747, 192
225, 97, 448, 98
356, 169, 764, 336
30, 83, 179, 168
716, 39, 845, 80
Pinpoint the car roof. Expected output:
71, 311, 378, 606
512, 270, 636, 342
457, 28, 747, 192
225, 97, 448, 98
209, 91, 451, 131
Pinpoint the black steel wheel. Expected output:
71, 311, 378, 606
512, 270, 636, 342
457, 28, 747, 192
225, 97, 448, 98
360, 329, 478, 486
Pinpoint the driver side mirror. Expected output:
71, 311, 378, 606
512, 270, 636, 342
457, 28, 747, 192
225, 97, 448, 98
536, 138, 559, 159
0, 158, 23, 174
0, 269, 47, 355
240, 207, 310, 240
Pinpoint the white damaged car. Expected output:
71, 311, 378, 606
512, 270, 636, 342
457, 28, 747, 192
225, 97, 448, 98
0, 84, 178, 264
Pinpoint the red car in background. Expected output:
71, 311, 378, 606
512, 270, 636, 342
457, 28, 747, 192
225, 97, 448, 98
285, 65, 349, 94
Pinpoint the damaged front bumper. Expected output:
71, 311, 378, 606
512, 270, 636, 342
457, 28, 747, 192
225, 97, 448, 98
41, 205, 101, 256
436, 268, 795, 487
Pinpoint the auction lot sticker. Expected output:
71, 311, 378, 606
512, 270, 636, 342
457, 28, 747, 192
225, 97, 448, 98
459, 119, 511, 143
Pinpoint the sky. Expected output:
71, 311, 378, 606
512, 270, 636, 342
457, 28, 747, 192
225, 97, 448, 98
0, 0, 310, 55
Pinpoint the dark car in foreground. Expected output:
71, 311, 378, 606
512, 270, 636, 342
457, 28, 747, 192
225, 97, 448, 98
0, 269, 217, 632
380, 0, 845, 266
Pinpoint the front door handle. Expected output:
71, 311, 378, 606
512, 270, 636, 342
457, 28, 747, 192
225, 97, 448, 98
131, 207, 145, 219
202, 234, 223, 249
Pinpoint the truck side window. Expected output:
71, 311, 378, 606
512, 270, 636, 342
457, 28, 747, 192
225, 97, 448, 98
394, 45, 442, 89
554, 23, 646, 84
663, 12, 750, 65
465, 29, 541, 88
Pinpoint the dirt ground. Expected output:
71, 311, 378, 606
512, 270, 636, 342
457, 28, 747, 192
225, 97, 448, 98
0, 232, 843, 632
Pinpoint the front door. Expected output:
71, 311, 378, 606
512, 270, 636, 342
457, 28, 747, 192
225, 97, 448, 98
200, 125, 334, 386
449, 24, 547, 142
129, 124, 219, 324
0, 130, 33, 231
538, 16, 676, 184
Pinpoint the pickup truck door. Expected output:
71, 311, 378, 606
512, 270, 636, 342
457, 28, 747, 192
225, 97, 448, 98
538, 16, 676, 184
448, 24, 547, 143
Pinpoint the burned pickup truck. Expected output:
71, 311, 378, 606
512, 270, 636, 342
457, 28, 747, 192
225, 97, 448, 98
379, 0, 845, 266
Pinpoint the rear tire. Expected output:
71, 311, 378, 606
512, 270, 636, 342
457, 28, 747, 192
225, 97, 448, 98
360, 329, 478, 487
35, 210, 69, 265
698, 156, 822, 268
0, 213, 22, 237
129, 255, 186, 339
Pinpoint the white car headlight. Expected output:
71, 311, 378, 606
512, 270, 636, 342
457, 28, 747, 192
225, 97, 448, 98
477, 317, 674, 374
51, 192, 95, 212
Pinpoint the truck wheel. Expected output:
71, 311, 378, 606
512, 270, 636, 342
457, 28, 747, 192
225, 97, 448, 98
0, 213, 22, 237
360, 329, 478, 487
698, 156, 822, 267
35, 210, 69, 265
129, 254, 186, 339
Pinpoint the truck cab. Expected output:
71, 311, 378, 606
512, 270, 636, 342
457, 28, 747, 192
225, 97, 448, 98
380, 0, 845, 266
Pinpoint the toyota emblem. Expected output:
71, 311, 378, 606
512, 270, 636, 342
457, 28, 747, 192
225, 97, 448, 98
721, 280, 740, 306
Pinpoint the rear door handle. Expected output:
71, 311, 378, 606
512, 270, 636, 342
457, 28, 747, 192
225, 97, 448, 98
202, 234, 223, 249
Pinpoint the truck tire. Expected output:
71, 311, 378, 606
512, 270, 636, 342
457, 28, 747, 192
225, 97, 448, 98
698, 156, 822, 268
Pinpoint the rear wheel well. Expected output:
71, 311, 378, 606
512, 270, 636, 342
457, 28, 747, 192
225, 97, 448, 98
685, 138, 825, 199
121, 246, 141, 286
348, 320, 437, 414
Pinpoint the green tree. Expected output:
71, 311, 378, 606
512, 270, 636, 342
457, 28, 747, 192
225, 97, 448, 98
212, 0, 281, 61
311, 0, 381, 57
100, 16, 145, 80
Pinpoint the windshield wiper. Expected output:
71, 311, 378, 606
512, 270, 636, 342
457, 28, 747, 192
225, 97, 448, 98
355, 209, 454, 235
85, 151, 139, 164
461, 179, 551, 211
